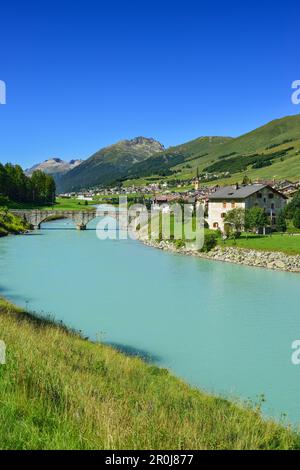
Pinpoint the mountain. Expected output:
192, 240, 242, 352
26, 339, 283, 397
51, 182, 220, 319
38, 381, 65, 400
125, 114, 300, 185
57, 137, 165, 191
190, 114, 300, 182
26, 158, 83, 181
125, 136, 232, 180
57, 114, 300, 192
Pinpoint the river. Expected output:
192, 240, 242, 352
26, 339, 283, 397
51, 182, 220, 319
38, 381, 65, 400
0, 217, 300, 425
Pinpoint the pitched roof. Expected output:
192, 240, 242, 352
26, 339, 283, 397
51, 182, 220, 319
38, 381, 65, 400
209, 184, 271, 200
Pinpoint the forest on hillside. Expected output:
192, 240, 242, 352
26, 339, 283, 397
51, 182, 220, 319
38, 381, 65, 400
0, 163, 56, 204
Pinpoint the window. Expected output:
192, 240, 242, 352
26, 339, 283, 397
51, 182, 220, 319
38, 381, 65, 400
213, 222, 219, 228
231, 201, 236, 208
271, 203, 275, 210
257, 193, 262, 199
269, 193, 274, 199
223, 201, 227, 208
221, 213, 226, 219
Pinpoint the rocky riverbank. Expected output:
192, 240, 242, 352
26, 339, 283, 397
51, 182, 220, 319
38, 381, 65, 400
141, 239, 300, 273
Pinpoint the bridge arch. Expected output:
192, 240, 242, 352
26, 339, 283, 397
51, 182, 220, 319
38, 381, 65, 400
39, 215, 77, 229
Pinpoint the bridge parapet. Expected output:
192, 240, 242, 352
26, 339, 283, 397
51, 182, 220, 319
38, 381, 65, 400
10, 209, 121, 230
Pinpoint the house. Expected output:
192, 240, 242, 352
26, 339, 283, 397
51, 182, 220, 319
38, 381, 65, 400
276, 179, 294, 189
208, 184, 287, 231
275, 181, 300, 199
77, 195, 93, 201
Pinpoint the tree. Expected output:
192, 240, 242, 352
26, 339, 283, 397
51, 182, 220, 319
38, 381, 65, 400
285, 189, 300, 220
200, 233, 218, 252
0, 163, 56, 204
245, 207, 268, 233
242, 175, 250, 185
224, 208, 245, 238
45, 174, 56, 203
276, 209, 287, 233
293, 208, 300, 229
0, 195, 9, 206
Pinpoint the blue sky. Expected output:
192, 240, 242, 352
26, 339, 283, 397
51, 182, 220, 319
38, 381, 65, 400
0, 0, 299, 168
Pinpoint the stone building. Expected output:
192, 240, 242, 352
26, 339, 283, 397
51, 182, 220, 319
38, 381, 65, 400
208, 184, 287, 231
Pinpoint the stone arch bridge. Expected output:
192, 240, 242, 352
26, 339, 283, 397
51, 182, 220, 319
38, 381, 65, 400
11, 209, 125, 230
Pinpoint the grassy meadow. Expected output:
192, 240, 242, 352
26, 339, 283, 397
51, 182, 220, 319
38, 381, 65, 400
0, 297, 299, 450
6, 197, 97, 211
219, 232, 300, 255
149, 213, 300, 256
7, 196, 145, 211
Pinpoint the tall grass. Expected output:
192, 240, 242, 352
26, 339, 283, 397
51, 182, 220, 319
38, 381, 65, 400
0, 209, 29, 237
0, 297, 299, 450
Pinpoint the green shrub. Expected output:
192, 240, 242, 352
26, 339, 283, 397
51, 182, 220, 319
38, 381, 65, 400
174, 238, 185, 249
252, 160, 272, 169
0, 209, 29, 236
200, 233, 218, 252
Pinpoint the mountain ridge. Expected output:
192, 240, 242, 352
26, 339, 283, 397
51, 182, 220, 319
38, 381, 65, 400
56, 136, 165, 191
26, 158, 83, 179
38, 114, 300, 192
124, 114, 300, 186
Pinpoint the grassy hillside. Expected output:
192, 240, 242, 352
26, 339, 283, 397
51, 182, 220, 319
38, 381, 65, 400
0, 209, 29, 237
127, 114, 300, 187
0, 297, 299, 450
208, 114, 300, 158
125, 136, 231, 179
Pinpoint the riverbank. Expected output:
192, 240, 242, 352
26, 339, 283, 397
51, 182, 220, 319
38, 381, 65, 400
0, 210, 29, 237
141, 239, 300, 273
0, 296, 298, 450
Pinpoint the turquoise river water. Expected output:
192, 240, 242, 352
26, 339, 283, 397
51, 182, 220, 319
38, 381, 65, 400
0, 218, 300, 424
